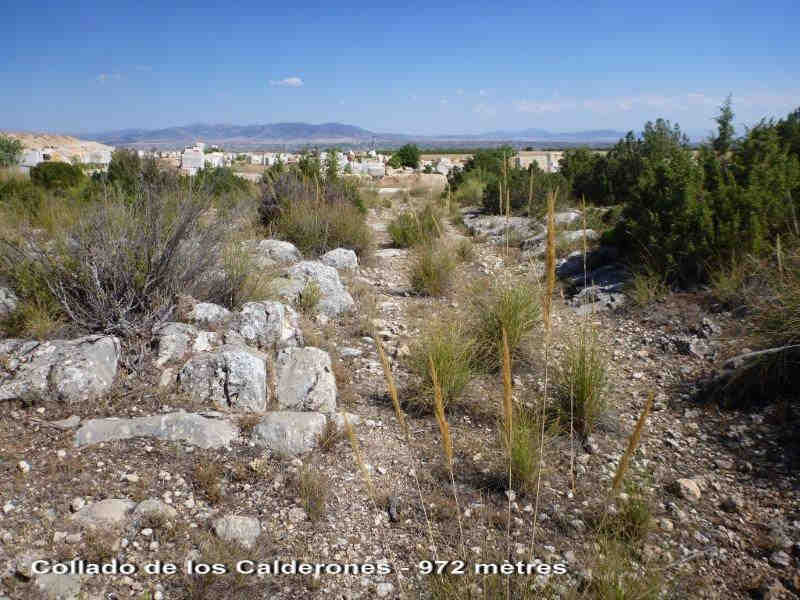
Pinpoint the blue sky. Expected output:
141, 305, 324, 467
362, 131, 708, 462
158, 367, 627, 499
3, 0, 798, 137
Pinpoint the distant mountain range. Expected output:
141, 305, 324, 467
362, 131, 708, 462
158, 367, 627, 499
81, 122, 630, 149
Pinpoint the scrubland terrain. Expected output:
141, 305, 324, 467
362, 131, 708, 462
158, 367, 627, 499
0, 106, 799, 600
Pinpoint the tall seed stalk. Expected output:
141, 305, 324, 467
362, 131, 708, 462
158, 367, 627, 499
530, 188, 557, 560
500, 328, 514, 600
612, 392, 654, 494
375, 336, 438, 559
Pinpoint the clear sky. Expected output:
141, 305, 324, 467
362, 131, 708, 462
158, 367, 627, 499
3, 0, 798, 137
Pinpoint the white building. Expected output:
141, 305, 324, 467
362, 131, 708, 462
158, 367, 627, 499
181, 149, 205, 175
204, 152, 225, 168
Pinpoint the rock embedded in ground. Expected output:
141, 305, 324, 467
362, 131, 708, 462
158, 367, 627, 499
74, 411, 239, 449
241, 239, 302, 268
187, 302, 232, 328
275, 347, 337, 413
34, 573, 82, 600
320, 248, 358, 270
69, 499, 135, 529
227, 301, 303, 349
212, 515, 261, 550
279, 260, 355, 317
0, 286, 18, 318
133, 498, 178, 522
177, 345, 267, 412
251, 411, 328, 456
671, 478, 702, 502
0, 335, 120, 403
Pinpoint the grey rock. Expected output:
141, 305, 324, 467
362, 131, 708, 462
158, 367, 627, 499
275, 347, 337, 413
178, 345, 267, 412
462, 212, 540, 241
338, 347, 363, 359
0, 286, 18, 318
74, 411, 239, 449
49, 415, 81, 430
153, 322, 199, 367
720, 495, 744, 513
670, 478, 701, 502
228, 301, 302, 349
328, 412, 362, 430
188, 302, 232, 328
252, 411, 327, 456
0, 335, 120, 404
213, 515, 262, 550
34, 573, 82, 600
242, 239, 302, 268
556, 246, 620, 279
769, 550, 792, 568
279, 261, 355, 317
70, 498, 135, 529
553, 211, 582, 225
320, 248, 358, 270
133, 498, 178, 522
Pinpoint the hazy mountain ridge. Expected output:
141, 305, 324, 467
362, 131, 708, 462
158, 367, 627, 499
81, 122, 629, 148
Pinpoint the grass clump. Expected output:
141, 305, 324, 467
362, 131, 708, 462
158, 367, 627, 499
294, 280, 321, 315
388, 203, 442, 248
556, 326, 608, 436
628, 266, 669, 307
505, 405, 556, 496
409, 242, 455, 296
294, 464, 330, 521
407, 321, 474, 412
469, 279, 540, 371
454, 238, 474, 262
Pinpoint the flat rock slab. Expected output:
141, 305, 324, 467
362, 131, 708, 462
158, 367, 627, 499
241, 239, 302, 268
70, 499, 135, 529
252, 411, 327, 456
0, 335, 120, 403
320, 248, 358, 270
34, 573, 82, 600
74, 411, 239, 449
213, 515, 261, 550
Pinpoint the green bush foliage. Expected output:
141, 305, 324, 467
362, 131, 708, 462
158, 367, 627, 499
387, 203, 442, 248
30, 161, 85, 190
387, 144, 421, 169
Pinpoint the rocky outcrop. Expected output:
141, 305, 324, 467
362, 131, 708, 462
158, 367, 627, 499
187, 302, 232, 328
278, 261, 354, 317
462, 211, 540, 242
251, 411, 327, 456
74, 411, 239, 449
0, 335, 120, 403
153, 322, 218, 367
177, 345, 267, 412
69, 499, 136, 529
321, 248, 358, 270
275, 347, 337, 413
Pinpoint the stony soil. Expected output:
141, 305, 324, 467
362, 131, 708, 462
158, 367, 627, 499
0, 197, 798, 600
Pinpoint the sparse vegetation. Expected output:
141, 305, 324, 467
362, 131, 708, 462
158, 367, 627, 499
387, 203, 442, 248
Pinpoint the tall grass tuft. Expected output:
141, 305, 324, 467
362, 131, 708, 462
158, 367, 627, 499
470, 279, 540, 371
407, 321, 474, 412
556, 326, 608, 436
429, 356, 453, 468
409, 242, 455, 296
388, 203, 442, 248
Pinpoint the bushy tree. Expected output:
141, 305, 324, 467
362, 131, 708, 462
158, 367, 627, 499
295, 151, 322, 180
388, 144, 421, 169
0, 135, 23, 168
106, 149, 143, 195
324, 148, 340, 182
559, 147, 610, 204
29, 161, 86, 190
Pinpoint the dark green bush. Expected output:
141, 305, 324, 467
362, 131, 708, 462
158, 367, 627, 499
30, 161, 85, 190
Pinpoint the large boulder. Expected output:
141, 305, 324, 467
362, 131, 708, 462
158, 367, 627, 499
251, 411, 327, 456
0, 335, 120, 403
462, 212, 540, 242
275, 347, 337, 413
278, 261, 354, 317
226, 301, 302, 349
320, 248, 358, 271
0, 286, 18, 319
242, 239, 302, 268
74, 411, 239, 449
177, 345, 267, 412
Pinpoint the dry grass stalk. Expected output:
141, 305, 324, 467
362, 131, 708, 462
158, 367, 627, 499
375, 336, 407, 436
777, 234, 784, 283
501, 328, 513, 448
542, 189, 557, 333
342, 413, 375, 502
612, 392, 654, 494
429, 355, 453, 466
